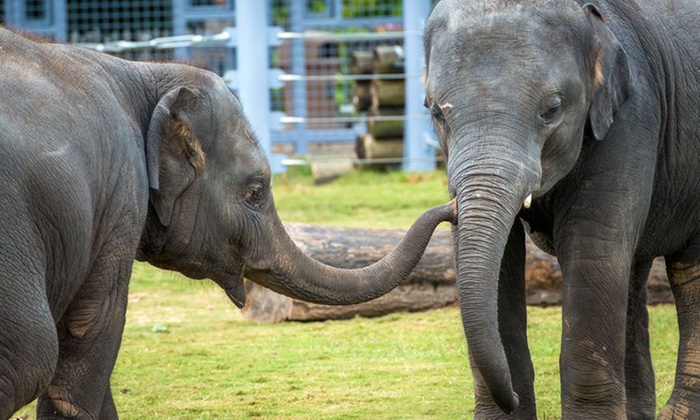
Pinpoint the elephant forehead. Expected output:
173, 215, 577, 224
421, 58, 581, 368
426, 15, 585, 95
437, 0, 584, 46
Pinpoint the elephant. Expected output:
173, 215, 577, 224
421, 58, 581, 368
0, 28, 456, 419
423, 0, 700, 418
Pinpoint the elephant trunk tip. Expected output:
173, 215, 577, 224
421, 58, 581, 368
449, 198, 458, 224
496, 391, 519, 415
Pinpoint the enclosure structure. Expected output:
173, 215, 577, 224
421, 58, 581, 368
1, 0, 440, 172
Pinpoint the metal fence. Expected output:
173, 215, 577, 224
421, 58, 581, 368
1, 0, 440, 172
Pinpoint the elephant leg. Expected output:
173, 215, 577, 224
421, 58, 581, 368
0, 273, 58, 418
625, 258, 656, 419
36, 248, 132, 420
99, 384, 117, 420
659, 254, 700, 419
557, 237, 631, 419
470, 223, 536, 419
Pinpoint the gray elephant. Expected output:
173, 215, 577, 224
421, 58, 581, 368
424, 0, 700, 418
0, 28, 455, 419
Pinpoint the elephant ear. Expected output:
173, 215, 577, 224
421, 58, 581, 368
583, 4, 633, 141
146, 86, 208, 226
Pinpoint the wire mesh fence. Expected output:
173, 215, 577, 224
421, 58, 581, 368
2, 0, 442, 168
67, 0, 175, 61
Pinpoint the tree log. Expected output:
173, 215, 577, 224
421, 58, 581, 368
311, 160, 355, 185
368, 107, 404, 139
371, 79, 405, 108
351, 50, 374, 75
352, 81, 372, 112
242, 224, 672, 322
355, 134, 403, 161
373, 45, 404, 74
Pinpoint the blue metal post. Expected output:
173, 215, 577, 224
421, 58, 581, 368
171, 0, 189, 61
5, 1, 18, 26
54, 0, 68, 42
289, 0, 309, 156
402, 0, 435, 172
236, 0, 284, 172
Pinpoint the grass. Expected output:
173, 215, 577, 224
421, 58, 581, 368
13, 169, 678, 419
271, 166, 452, 228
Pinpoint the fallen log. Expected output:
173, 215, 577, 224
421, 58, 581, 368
355, 134, 403, 161
242, 224, 671, 322
311, 160, 355, 185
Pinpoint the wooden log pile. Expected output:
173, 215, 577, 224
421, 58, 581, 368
242, 223, 672, 322
351, 46, 406, 166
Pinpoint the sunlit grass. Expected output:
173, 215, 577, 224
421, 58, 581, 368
13, 169, 678, 419
272, 167, 451, 228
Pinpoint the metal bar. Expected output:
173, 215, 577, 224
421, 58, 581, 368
273, 128, 359, 145
54, 0, 67, 42
237, 0, 280, 171
294, 16, 403, 29
278, 73, 418, 82
288, 0, 309, 155
74, 28, 419, 54
277, 30, 421, 42
280, 115, 430, 124
281, 156, 444, 167
403, 0, 435, 172
74, 32, 232, 52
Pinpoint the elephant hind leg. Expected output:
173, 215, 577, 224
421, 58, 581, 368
0, 277, 59, 418
625, 258, 656, 419
659, 255, 700, 419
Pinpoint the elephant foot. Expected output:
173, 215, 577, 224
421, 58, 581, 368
658, 401, 700, 420
473, 399, 537, 419
626, 406, 656, 420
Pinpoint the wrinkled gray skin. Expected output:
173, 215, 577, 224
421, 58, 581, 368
424, 0, 700, 418
0, 28, 456, 419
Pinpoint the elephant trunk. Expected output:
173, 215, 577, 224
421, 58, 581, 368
450, 140, 539, 414
244, 199, 456, 305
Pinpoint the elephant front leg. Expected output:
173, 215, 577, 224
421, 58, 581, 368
558, 241, 630, 419
470, 223, 536, 419
0, 272, 59, 419
659, 255, 700, 419
36, 252, 132, 419
625, 258, 656, 419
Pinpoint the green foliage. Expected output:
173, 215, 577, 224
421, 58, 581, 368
12, 170, 679, 419
342, 0, 403, 18
307, 0, 328, 13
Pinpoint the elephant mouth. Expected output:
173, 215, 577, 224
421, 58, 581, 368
212, 263, 247, 309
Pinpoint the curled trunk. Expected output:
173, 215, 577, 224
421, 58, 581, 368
244, 200, 456, 306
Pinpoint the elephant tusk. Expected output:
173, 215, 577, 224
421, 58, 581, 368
523, 194, 533, 209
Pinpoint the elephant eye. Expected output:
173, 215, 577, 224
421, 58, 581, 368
539, 96, 563, 125
430, 103, 446, 123
245, 183, 265, 207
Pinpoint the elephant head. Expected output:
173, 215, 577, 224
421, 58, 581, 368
423, 0, 632, 413
136, 64, 456, 309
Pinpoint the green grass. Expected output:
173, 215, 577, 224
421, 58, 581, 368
13, 169, 679, 419
272, 167, 452, 228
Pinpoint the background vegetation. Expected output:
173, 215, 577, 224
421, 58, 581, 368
14, 169, 678, 419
